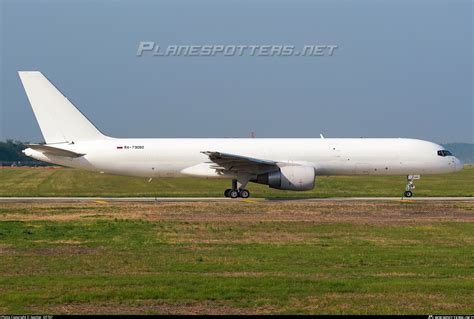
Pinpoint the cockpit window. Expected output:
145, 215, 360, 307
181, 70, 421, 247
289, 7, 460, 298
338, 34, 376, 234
437, 150, 453, 157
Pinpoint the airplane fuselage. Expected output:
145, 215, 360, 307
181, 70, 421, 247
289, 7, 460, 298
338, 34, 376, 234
25, 137, 463, 178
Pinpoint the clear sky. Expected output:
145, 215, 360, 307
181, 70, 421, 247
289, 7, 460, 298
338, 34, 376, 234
1, 0, 472, 143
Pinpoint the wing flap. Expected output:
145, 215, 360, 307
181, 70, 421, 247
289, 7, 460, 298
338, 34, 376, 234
201, 151, 278, 175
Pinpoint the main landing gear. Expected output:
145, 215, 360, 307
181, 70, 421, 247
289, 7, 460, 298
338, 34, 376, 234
224, 178, 250, 199
403, 175, 420, 198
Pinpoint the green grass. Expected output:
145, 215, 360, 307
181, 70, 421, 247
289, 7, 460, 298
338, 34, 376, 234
0, 201, 473, 314
0, 166, 473, 197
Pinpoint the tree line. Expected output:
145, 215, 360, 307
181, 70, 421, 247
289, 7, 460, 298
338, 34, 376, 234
0, 140, 47, 166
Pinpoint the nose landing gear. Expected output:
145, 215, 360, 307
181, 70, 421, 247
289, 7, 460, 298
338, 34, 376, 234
224, 178, 251, 198
403, 175, 420, 198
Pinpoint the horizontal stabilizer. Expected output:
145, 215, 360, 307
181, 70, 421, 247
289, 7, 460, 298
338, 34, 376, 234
26, 144, 85, 158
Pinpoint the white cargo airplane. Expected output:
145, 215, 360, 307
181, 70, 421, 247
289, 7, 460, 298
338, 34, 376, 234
18, 71, 463, 198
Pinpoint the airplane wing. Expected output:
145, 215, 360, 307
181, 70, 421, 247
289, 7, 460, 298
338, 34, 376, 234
26, 144, 85, 158
201, 151, 278, 175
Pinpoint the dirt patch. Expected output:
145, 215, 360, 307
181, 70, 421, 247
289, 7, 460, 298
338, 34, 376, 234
0, 244, 13, 254
42, 301, 276, 315
8, 246, 101, 256
33, 239, 87, 245
0, 201, 472, 226
300, 292, 472, 313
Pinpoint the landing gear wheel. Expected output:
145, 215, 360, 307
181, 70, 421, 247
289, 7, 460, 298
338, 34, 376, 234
403, 175, 419, 199
226, 178, 250, 199
229, 189, 240, 199
239, 189, 250, 198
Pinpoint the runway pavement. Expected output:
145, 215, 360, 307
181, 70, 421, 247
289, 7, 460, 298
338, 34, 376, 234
0, 197, 472, 203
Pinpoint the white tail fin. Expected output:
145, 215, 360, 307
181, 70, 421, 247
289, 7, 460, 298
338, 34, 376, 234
18, 71, 106, 143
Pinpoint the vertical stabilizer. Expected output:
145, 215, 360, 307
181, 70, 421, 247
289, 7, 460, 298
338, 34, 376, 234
18, 71, 106, 143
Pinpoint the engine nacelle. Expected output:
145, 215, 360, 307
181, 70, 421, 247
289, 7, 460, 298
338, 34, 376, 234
252, 166, 315, 191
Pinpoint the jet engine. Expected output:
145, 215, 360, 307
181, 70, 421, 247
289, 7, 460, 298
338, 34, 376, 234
252, 166, 315, 191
